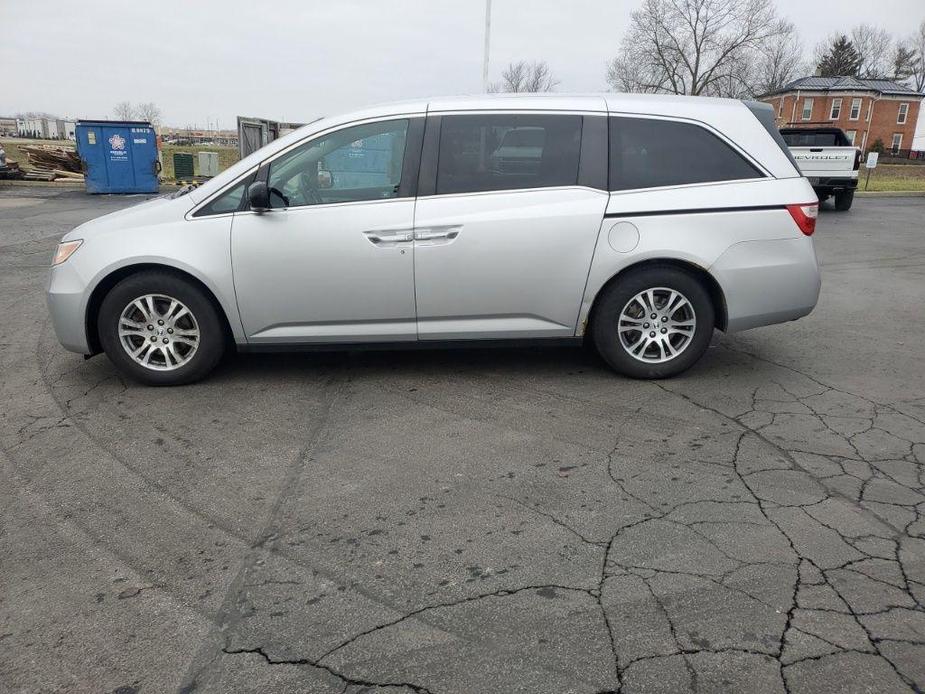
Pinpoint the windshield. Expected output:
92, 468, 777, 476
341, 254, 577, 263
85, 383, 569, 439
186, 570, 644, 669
500, 128, 546, 148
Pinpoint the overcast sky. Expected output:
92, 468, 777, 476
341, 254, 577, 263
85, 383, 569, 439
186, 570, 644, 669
1, 0, 922, 129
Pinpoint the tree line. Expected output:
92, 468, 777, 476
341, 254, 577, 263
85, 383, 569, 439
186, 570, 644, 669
113, 101, 162, 125
490, 0, 925, 98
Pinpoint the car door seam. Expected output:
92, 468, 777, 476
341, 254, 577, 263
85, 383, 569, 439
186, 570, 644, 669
228, 212, 249, 343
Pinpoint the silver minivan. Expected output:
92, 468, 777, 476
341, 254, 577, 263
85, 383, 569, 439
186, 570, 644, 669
47, 94, 821, 385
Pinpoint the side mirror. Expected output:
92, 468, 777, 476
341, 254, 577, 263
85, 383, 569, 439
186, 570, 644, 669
247, 181, 270, 212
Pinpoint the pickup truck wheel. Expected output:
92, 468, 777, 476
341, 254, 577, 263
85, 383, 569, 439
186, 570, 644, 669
591, 267, 715, 379
834, 190, 854, 211
98, 271, 225, 386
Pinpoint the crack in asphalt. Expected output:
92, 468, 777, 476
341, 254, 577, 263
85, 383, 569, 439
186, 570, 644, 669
219, 645, 436, 694
314, 583, 600, 665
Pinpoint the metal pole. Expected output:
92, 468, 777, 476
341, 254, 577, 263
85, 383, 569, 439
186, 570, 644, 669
482, 0, 491, 92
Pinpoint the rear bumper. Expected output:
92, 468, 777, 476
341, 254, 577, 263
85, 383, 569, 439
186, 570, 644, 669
809, 176, 858, 194
710, 236, 821, 332
46, 263, 92, 354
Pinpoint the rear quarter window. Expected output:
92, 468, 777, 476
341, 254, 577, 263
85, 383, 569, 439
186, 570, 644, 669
609, 117, 763, 191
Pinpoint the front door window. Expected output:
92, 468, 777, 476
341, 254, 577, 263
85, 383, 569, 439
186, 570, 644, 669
267, 120, 409, 208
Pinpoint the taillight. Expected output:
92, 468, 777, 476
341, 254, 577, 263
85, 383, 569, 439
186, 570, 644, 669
786, 203, 818, 236
853, 149, 861, 170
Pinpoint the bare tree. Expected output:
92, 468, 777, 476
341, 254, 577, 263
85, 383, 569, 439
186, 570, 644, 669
490, 61, 527, 93
752, 21, 805, 95
909, 20, 925, 92
851, 24, 893, 78
605, 0, 793, 98
523, 61, 558, 92
15, 111, 58, 119
892, 43, 918, 81
113, 101, 136, 120
135, 102, 162, 125
490, 60, 559, 93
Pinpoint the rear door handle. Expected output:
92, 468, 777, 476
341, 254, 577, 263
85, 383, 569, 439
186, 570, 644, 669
413, 225, 461, 244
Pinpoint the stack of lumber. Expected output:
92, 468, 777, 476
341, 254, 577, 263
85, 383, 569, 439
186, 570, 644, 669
20, 145, 85, 182
23, 170, 57, 182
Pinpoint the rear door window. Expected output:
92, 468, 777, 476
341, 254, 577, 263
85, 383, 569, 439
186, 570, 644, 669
609, 117, 763, 191
436, 114, 582, 195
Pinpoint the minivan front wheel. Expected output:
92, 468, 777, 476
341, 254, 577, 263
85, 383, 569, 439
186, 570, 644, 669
98, 271, 225, 385
591, 267, 715, 379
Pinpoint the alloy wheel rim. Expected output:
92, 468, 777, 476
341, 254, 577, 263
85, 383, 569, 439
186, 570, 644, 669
118, 294, 200, 371
618, 287, 696, 364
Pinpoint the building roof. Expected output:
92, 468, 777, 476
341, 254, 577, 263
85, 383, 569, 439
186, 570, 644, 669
764, 76, 923, 97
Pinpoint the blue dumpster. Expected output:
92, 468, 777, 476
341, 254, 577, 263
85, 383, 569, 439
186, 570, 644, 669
76, 120, 159, 194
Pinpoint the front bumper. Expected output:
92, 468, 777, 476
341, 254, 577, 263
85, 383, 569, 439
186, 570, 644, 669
46, 262, 92, 354
710, 236, 821, 333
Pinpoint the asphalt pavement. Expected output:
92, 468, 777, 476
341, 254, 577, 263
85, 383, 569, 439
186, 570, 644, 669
1, 186, 924, 693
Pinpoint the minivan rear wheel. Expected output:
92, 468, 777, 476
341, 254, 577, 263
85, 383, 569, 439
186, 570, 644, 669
98, 271, 225, 385
591, 267, 715, 379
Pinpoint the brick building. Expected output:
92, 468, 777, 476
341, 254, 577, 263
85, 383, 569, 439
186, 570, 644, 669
761, 76, 923, 154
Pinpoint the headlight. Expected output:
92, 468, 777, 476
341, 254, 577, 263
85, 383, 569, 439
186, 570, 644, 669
52, 239, 83, 266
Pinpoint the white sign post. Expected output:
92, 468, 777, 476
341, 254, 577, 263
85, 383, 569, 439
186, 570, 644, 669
864, 151, 878, 190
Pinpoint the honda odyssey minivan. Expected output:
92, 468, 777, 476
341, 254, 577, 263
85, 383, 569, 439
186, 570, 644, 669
47, 94, 821, 385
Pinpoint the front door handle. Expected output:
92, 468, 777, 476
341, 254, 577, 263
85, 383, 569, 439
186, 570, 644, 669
363, 229, 414, 246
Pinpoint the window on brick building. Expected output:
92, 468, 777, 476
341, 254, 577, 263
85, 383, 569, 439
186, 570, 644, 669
830, 98, 842, 119
846, 130, 857, 145
849, 98, 862, 120
801, 98, 813, 120
891, 133, 903, 153
898, 103, 909, 124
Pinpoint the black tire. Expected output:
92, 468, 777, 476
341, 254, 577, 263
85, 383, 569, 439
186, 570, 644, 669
98, 271, 226, 385
834, 189, 854, 211
591, 266, 715, 379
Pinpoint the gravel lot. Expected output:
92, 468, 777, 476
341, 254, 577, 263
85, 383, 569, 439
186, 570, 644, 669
1, 187, 924, 694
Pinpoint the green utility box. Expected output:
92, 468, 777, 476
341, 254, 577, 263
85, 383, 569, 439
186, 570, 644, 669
172, 152, 194, 180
